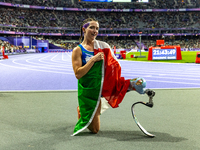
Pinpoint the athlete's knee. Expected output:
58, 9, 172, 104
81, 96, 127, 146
88, 124, 100, 134
91, 127, 100, 134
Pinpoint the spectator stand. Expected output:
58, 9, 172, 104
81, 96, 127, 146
0, 0, 200, 54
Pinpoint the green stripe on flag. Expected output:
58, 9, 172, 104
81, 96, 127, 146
73, 60, 103, 135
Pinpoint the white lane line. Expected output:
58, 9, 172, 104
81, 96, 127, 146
38, 54, 68, 66
120, 59, 200, 66
48, 52, 72, 62
49, 53, 71, 63
14, 54, 69, 68
62, 53, 66, 61
123, 74, 200, 82
122, 67, 200, 75
11, 54, 47, 60
146, 79, 200, 86
39, 53, 70, 65
62, 52, 71, 61
2, 53, 199, 90
50, 53, 60, 62
39, 59, 67, 66
147, 87, 200, 90
65, 52, 72, 58
0, 62, 74, 74
1, 53, 73, 71
25, 57, 67, 68
12, 59, 73, 71
123, 73, 200, 86
122, 70, 200, 78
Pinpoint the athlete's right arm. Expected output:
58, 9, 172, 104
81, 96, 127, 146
72, 46, 104, 80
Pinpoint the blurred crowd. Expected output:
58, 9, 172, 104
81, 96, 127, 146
106, 37, 200, 50
1, 0, 199, 9
0, 7, 200, 33
36, 36, 200, 50
0, 0, 200, 51
1, 35, 200, 53
0, 39, 26, 53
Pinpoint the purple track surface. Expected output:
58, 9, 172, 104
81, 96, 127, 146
0, 53, 200, 91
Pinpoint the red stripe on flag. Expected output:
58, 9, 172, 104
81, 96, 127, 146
94, 48, 130, 108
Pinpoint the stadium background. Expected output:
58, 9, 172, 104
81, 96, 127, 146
1, 1, 200, 150
0, 0, 200, 56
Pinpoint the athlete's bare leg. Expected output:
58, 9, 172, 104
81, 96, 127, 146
87, 100, 101, 134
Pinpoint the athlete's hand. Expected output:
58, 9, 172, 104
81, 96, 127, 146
92, 52, 104, 62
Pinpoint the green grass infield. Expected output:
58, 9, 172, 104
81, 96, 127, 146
124, 51, 200, 63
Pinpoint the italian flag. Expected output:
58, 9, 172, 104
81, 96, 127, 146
72, 40, 130, 136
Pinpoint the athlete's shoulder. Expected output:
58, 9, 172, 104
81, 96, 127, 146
72, 45, 82, 55
73, 45, 81, 51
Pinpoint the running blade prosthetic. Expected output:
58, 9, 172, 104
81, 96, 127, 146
131, 89, 156, 137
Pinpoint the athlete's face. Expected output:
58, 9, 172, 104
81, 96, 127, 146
83, 21, 99, 41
